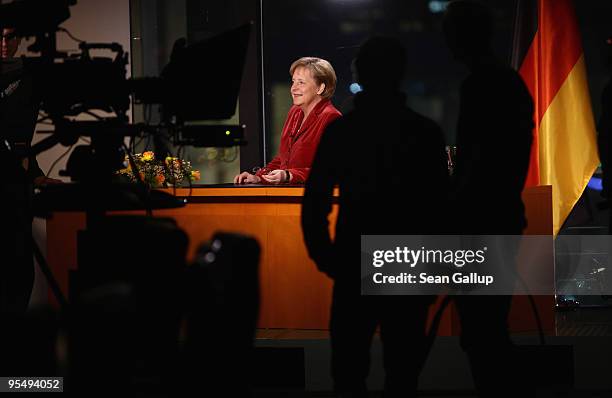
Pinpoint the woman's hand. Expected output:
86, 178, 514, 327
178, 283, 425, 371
234, 172, 261, 184
260, 169, 288, 184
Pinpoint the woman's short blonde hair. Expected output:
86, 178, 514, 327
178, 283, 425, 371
289, 57, 337, 99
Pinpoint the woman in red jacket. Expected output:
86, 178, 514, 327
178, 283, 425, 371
234, 57, 341, 184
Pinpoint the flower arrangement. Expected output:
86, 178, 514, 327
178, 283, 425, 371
116, 151, 201, 188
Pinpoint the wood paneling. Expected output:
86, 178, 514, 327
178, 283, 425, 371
46, 186, 554, 333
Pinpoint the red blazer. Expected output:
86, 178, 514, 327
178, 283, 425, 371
257, 99, 341, 184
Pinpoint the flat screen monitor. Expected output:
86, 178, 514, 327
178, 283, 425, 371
163, 22, 251, 122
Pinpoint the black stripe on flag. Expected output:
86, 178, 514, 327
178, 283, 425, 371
511, 0, 538, 70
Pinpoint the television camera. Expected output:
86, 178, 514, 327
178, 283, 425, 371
1, 0, 253, 310
1, 0, 250, 185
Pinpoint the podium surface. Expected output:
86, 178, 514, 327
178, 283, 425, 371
46, 184, 554, 333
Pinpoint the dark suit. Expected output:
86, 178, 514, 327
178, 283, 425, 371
302, 90, 449, 396
1, 62, 42, 313
451, 60, 534, 396
453, 61, 533, 234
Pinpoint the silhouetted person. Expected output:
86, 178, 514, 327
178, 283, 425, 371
1, 27, 38, 314
1, 27, 61, 314
302, 37, 449, 397
67, 217, 187, 394
443, 2, 534, 396
181, 233, 260, 396
597, 36, 612, 230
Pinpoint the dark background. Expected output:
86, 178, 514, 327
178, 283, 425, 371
131, 0, 612, 174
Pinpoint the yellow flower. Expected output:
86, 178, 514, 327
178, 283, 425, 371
191, 170, 201, 181
142, 151, 155, 161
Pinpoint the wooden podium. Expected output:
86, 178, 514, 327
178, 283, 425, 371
46, 185, 554, 334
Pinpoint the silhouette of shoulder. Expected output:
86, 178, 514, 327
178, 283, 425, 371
461, 64, 533, 120
326, 97, 444, 142
457, 63, 533, 165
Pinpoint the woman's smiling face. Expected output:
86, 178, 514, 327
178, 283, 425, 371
291, 66, 324, 109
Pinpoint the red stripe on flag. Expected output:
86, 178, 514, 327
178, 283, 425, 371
519, 37, 540, 187
515, 0, 584, 188
535, 0, 583, 122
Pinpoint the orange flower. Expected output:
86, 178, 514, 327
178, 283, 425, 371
142, 151, 155, 161
191, 170, 201, 181
156, 174, 165, 184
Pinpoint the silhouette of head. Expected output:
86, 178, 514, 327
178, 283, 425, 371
443, 1, 492, 61
354, 36, 406, 91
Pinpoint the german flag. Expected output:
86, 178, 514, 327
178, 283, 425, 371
512, 0, 599, 235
